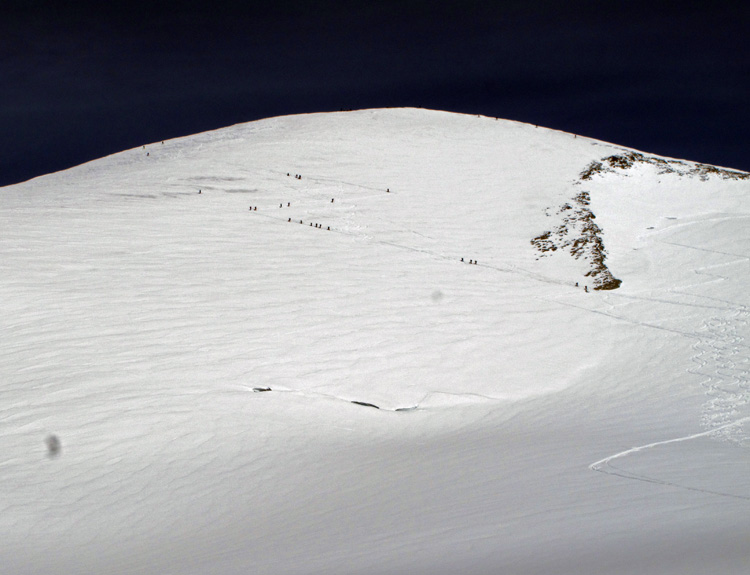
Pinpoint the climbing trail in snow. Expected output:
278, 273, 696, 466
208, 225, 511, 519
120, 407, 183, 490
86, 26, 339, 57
235, 166, 577, 291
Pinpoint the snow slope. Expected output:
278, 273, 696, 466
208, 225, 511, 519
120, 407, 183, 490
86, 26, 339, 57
2, 108, 749, 574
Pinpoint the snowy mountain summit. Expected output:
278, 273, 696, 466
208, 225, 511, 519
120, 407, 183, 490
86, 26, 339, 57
3, 109, 750, 575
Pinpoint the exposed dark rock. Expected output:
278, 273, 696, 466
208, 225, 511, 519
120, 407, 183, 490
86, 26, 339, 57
351, 401, 380, 409
581, 151, 749, 182
532, 190, 621, 290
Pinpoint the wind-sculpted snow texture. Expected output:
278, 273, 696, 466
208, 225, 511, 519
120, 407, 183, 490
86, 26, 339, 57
2, 109, 750, 575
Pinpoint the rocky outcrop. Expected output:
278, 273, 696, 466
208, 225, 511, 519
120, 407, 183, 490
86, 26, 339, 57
532, 190, 621, 290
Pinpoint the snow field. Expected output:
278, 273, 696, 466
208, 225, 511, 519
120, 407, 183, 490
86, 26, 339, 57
2, 108, 750, 574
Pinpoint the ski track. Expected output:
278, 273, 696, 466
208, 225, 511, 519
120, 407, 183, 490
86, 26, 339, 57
587, 229, 750, 500
588, 416, 750, 501
668, 239, 750, 444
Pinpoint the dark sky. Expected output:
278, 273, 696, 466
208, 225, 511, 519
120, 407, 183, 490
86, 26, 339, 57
2, 0, 748, 186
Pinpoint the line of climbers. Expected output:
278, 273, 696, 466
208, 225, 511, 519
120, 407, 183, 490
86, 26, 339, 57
249, 175, 593, 290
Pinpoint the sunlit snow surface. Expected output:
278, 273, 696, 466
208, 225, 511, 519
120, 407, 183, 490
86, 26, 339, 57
2, 109, 750, 574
